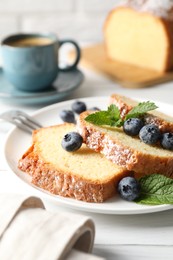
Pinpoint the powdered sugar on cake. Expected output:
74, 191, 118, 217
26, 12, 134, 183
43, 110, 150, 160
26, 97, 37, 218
119, 0, 173, 20
83, 128, 137, 168
102, 136, 137, 167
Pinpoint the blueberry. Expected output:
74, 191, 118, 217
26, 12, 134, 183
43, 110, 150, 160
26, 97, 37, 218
118, 177, 141, 201
61, 132, 83, 152
59, 110, 75, 123
123, 118, 144, 136
139, 124, 161, 145
161, 133, 173, 150
71, 101, 87, 114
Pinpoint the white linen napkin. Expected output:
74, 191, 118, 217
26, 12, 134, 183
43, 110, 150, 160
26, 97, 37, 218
0, 194, 105, 260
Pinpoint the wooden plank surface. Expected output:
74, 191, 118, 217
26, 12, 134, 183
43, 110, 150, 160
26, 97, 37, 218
73, 43, 173, 88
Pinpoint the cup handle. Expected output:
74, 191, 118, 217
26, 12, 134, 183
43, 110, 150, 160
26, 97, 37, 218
58, 40, 81, 71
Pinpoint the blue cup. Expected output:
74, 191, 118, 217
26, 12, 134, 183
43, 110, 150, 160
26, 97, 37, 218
1, 33, 81, 92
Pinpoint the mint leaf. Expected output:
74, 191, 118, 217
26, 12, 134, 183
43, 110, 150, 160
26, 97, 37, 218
85, 111, 113, 126
135, 174, 173, 205
125, 101, 158, 120
108, 104, 120, 121
85, 104, 122, 126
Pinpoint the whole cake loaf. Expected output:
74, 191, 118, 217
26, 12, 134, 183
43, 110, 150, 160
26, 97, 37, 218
104, 0, 173, 72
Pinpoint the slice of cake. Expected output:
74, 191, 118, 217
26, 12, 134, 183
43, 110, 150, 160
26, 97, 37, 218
110, 93, 173, 133
18, 123, 130, 203
77, 111, 173, 177
104, 0, 173, 72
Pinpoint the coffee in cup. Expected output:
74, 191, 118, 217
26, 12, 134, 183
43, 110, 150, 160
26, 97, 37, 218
5, 37, 54, 47
1, 33, 81, 92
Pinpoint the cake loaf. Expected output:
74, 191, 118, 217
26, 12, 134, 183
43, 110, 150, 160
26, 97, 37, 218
77, 111, 173, 177
18, 123, 130, 203
110, 93, 173, 133
104, 0, 173, 72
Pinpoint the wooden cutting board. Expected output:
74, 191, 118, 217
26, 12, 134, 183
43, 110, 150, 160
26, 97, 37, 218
72, 43, 173, 88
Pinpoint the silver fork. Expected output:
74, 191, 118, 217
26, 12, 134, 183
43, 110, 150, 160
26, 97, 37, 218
0, 110, 42, 133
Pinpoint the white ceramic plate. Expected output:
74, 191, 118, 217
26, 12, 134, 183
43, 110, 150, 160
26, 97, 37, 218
4, 97, 173, 214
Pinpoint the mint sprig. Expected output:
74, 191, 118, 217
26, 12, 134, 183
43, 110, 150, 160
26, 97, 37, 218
125, 101, 158, 120
135, 174, 173, 205
85, 105, 123, 127
85, 101, 158, 127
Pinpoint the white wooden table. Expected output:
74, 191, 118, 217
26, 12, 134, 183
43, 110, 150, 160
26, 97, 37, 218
0, 67, 173, 260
